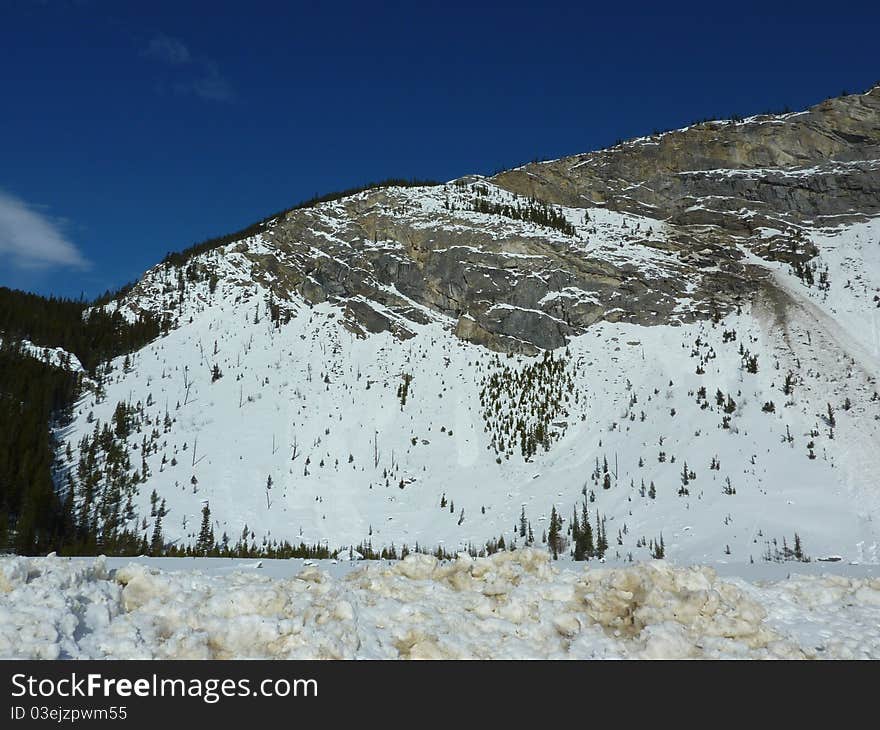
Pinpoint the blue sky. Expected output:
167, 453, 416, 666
1, 0, 878, 299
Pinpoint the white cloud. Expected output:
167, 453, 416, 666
189, 61, 235, 102
0, 192, 90, 271
143, 34, 191, 65
143, 34, 235, 103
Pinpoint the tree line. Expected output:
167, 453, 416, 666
0, 286, 162, 554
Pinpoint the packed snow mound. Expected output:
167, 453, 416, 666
2, 551, 879, 659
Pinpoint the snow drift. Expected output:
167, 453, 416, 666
2, 550, 878, 659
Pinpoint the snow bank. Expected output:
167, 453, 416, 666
1, 550, 879, 659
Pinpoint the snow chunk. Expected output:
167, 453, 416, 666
3, 551, 878, 659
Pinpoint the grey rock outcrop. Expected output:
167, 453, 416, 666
494, 87, 880, 230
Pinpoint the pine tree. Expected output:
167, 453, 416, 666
581, 502, 593, 557
651, 533, 665, 559
548, 506, 560, 559
197, 503, 214, 555
573, 502, 593, 561
826, 403, 836, 428
150, 511, 164, 556
595, 513, 608, 558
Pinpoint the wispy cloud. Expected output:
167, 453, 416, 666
143, 33, 235, 103
0, 192, 90, 271
179, 60, 235, 102
143, 33, 191, 65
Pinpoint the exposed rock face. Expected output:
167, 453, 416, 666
244, 182, 753, 355
494, 87, 880, 229
134, 87, 880, 354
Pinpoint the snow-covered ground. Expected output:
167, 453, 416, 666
1, 551, 878, 659
0, 337, 85, 372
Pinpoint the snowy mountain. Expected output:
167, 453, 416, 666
59, 85, 880, 565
